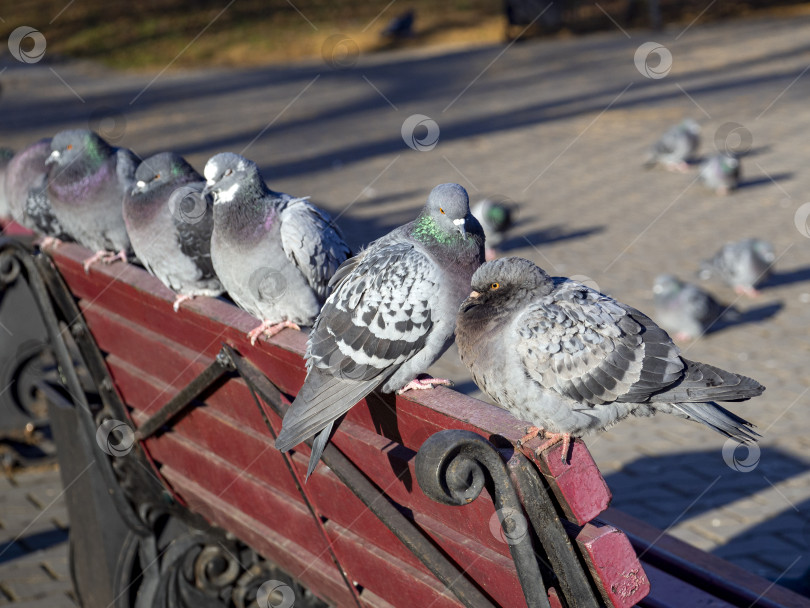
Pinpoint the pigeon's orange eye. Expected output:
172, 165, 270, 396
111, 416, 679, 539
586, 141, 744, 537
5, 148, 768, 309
156, 173, 161, 179
66, 144, 73, 150
439, 207, 445, 214
491, 282, 500, 290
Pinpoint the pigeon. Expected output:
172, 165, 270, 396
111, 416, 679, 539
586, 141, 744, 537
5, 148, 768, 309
698, 153, 741, 195
4, 139, 72, 244
203, 152, 351, 344
456, 257, 763, 460
653, 274, 739, 341
46, 129, 138, 272
0, 147, 15, 220
472, 197, 515, 261
699, 238, 774, 297
644, 119, 701, 172
123, 153, 224, 312
275, 183, 485, 479
382, 10, 415, 38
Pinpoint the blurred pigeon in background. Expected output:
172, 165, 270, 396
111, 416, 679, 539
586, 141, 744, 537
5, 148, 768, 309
46, 129, 138, 271
698, 153, 741, 195
204, 152, 351, 344
653, 274, 738, 341
699, 238, 774, 297
0, 147, 15, 220
472, 197, 516, 260
276, 183, 485, 479
123, 153, 224, 312
382, 9, 415, 39
644, 119, 701, 172
4, 139, 72, 244
456, 257, 762, 460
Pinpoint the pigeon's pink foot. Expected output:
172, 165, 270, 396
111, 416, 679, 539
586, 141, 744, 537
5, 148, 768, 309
248, 319, 301, 345
517, 425, 543, 446
666, 161, 690, 173
674, 331, 694, 342
39, 236, 62, 251
734, 285, 759, 298
484, 248, 498, 261
172, 294, 193, 312
397, 377, 453, 394
83, 249, 127, 273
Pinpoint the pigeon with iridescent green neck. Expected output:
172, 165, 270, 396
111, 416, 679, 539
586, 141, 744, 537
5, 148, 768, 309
698, 153, 741, 195
123, 152, 224, 311
276, 183, 485, 479
0, 147, 15, 220
46, 129, 138, 271
203, 152, 351, 344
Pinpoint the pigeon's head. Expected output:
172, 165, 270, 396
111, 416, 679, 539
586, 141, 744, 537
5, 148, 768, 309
47, 129, 112, 170
421, 182, 481, 239
653, 274, 684, 297
466, 257, 554, 307
202, 152, 262, 204
751, 239, 775, 264
132, 152, 198, 195
680, 119, 701, 136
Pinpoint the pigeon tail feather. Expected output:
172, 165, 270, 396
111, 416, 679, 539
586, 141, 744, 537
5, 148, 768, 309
669, 401, 760, 443
305, 421, 334, 480
648, 359, 764, 403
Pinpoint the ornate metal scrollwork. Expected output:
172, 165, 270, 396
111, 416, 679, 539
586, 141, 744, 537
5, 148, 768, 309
415, 429, 552, 608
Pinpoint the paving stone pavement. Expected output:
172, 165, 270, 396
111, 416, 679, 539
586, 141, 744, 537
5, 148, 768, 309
3, 7, 810, 601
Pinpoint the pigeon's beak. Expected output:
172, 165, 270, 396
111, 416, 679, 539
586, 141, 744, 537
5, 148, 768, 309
453, 218, 466, 238
468, 290, 480, 299
45, 150, 60, 166
131, 180, 145, 196
201, 181, 215, 197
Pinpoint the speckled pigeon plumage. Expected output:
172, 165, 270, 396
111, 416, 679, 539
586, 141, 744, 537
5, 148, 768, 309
4, 139, 72, 241
472, 197, 515, 260
653, 274, 738, 341
123, 153, 224, 311
698, 153, 741, 195
204, 152, 351, 344
276, 183, 486, 479
456, 258, 762, 458
0, 147, 15, 220
46, 130, 137, 269
644, 119, 700, 171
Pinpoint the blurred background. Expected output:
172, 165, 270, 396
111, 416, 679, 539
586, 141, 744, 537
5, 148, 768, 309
2, 0, 810, 605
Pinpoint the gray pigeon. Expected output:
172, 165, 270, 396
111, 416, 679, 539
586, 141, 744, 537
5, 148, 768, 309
699, 238, 774, 297
698, 153, 741, 195
472, 197, 515, 261
456, 258, 762, 460
0, 147, 15, 220
46, 129, 138, 271
203, 152, 351, 344
4, 139, 72, 244
275, 183, 486, 479
644, 119, 701, 172
653, 274, 738, 341
123, 153, 224, 311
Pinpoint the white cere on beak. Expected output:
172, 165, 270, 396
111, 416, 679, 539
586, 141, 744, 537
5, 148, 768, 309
452, 218, 465, 226
136, 180, 146, 188
206, 179, 216, 187
469, 290, 480, 298
48, 150, 61, 161
203, 163, 218, 182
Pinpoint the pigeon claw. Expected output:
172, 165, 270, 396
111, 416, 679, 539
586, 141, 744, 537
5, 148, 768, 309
248, 320, 301, 345
172, 294, 193, 312
83, 249, 127, 273
734, 285, 759, 298
517, 426, 543, 447
397, 377, 454, 394
533, 431, 572, 464
39, 236, 62, 251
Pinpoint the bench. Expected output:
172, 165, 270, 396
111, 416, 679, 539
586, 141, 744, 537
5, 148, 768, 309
1, 229, 805, 608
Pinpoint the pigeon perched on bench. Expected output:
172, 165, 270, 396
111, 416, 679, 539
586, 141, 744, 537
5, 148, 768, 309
204, 152, 351, 344
276, 183, 485, 479
5, 139, 72, 245
456, 258, 762, 461
0, 147, 15, 220
46, 129, 138, 271
123, 152, 224, 311
644, 119, 700, 172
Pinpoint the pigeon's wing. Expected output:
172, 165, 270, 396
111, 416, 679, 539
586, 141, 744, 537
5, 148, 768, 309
275, 241, 438, 451
171, 183, 217, 277
279, 198, 352, 300
515, 280, 684, 406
